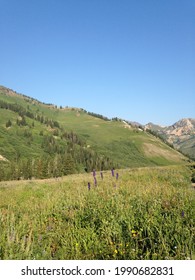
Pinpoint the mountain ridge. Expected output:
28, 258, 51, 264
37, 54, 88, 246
0, 85, 189, 180
144, 118, 195, 159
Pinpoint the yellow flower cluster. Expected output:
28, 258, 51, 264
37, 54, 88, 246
131, 229, 138, 237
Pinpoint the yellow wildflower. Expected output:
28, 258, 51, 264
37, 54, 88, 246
131, 229, 138, 237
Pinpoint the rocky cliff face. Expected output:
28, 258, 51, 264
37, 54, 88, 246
144, 118, 195, 159
166, 118, 195, 136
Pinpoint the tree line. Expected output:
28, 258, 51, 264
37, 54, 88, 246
0, 106, 116, 181
0, 100, 118, 181
0, 149, 115, 181
0, 100, 60, 129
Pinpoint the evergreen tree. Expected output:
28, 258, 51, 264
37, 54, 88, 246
63, 154, 75, 175
6, 119, 12, 128
0, 164, 5, 181
9, 162, 18, 180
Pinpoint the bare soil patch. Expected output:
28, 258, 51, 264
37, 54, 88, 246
143, 142, 184, 161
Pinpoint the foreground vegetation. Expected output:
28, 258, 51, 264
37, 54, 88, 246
0, 165, 194, 260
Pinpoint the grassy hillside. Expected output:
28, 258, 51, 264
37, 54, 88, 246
0, 85, 188, 180
175, 135, 195, 160
0, 165, 194, 260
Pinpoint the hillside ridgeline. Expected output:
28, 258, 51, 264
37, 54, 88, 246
0, 85, 188, 181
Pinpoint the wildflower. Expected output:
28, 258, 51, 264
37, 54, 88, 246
116, 173, 119, 180
100, 171, 103, 179
111, 168, 115, 177
88, 182, 91, 190
131, 229, 138, 237
114, 249, 118, 254
181, 210, 184, 217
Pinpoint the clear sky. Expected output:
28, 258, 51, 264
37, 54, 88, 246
0, 0, 194, 125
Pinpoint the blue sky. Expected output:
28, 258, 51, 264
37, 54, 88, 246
0, 0, 194, 125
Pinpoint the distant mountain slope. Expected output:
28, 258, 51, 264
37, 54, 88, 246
144, 118, 195, 159
0, 85, 188, 180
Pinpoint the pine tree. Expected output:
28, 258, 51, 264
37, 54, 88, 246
0, 164, 5, 181
63, 154, 75, 175
6, 119, 12, 128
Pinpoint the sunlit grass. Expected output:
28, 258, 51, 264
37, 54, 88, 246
0, 165, 194, 260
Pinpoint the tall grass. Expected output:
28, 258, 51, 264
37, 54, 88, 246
0, 166, 194, 260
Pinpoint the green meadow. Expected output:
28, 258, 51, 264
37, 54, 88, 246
0, 165, 194, 260
0, 87, 187, 171
0, 87, 194, 260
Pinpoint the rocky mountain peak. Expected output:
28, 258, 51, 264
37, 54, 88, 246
143, 118, 195, 159
169, 118, 195, 136
172, 118, 194, 129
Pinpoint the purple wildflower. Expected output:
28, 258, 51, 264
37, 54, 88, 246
116, 172, 119, 180
181, 211, 184, 217
111, 168, 115, 177
88, 182, 91, 190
